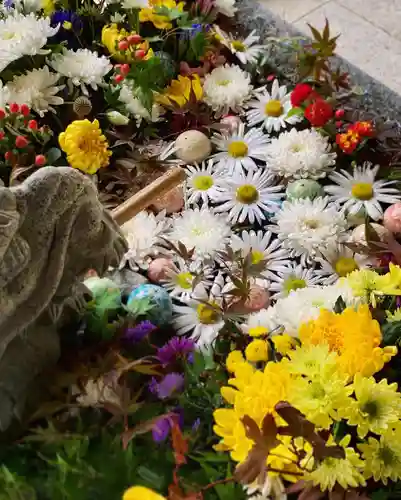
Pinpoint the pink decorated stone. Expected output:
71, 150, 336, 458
243, 285, 270, 312
384, 203, 401, 234
147, 258, 174, 282
220, 115, 242, 134
152, 185, 184, 214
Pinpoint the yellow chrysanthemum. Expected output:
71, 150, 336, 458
342, 266, 401, 305
139, 0, 185, 29
272, 334, 297, 355
245, 339, 269, 362
307, 435, 366, 491
226, 350, 245, 373
123, 486, 165, 500
340, 374, 401, 438
59, 119, 111, 174
299, 305, 397, 378
358, 424, 401, 484
286, 343, 338, 379
156, 74, 203, 108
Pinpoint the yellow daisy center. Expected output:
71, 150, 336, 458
228, 140, 249, 158
231, 40, 246, 52
304, 219, 320, 229
291, 143, 303, 152
351, 182, 374, 200
217, 79, 231, 86
175, 272, 193, 290
265, 99, 283, 117
335, 257, 359, 277
284, 277, 307, 294
236, 184, 259, 204
193, 174, 213, 191
197, 303, 220, 324
251, 250, 265, 264
379, 445, 396, 466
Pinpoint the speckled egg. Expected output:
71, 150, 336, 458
127, 284, 173, 326
384, 203, 401, 234
286, 179, 324, 201
244, 285, 270, 312
175, 130, 212, 163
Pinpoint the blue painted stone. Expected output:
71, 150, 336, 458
127, 284, 173, 326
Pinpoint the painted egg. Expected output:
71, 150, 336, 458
127, 284, 173, 326
384, 203, 401, 234
175, 130, 212, 163
286, 179, 324, 201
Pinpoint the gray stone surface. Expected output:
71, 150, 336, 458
0, 166, 127, 430
237, 0, 401, 121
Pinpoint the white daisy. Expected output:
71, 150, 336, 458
230, 229, 291, 280
120, 210, 170, 270
185, 160, 223, 206
202, 64, 253, 116
214, 0, 237, 17
169, 207, 232, 259
6, 66, 64, 116
269, 263, 323, 299
325, 162, 401, 221
173, 290, 225, 351
213, 170, 283, 224
49, 49, 112, 96
270, 197, 348, 265
162, 258, 213, 300
246, 79, 302, 133
0, 13, 59, 73
214, 26, 266, 65
212, 122, 270, 175
119, 83, 163, 125
315, 244, 373, 285
265, 128, 336, 180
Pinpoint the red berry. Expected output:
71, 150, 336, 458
127, 34, 142, 45
118, 40, 129, 51
120, 63, 130, 75
304, 99, 333, 127
28, 119, 38, 130
15, 135, 29, 148
335, 120, 343, 128
114, 74, 124, 84
4, 151, 13, 161
290, 83, 314, 107
0, 130, 4, 140
135, 49, 146, 59
335, 109, 345, 119
20, 104, 30, 116
35, 154, 46, 166
266, 74, 275, 82
0, 108, 6, 120
9, 103, 19, 113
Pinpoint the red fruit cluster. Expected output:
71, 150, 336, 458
118, 34, 142, 52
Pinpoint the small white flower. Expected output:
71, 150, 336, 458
119, 83, 163, 125
185, 160, 223, 206
214, 0, 237, 17
169, 207, 232, 259
212, 122, 270, 175
203, 64, 253, 116
246, 79, 302, 133
121, 0, 148, 8
270, 197, 348, 264
213, 170, 283, 224
325, 162, 401, 221
269, 263, 323, 299
265, 128, 336, 180
107, 110, 130, 126
48, 48, 112, 95
215, 26, 266, 65
6, 66, 64, 116
120, 210, 170, 270
162, 258, 213, 300
244, 476, 287, 500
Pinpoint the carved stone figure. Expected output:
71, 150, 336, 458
0, 167, 127, 431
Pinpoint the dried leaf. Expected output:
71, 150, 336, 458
171, 420, 188, 466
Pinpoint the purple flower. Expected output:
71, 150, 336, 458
149, 373, 185, 400
152, 417, 171, 442
192, 418, 201, 432
124, 320, 156, 342
157, 337, 196, 366
3, 0, 14, 9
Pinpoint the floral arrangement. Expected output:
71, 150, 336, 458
3, 1, 401, 500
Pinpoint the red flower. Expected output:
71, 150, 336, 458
304, 99, 333, 127
114, 74, 124, 84
290, 83, 314, 107
336, 127, 360, 154
15, 135, 29, 148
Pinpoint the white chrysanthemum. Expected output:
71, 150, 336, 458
10, 0, 43, 13
203, 64, 252, 115
265, 128, 336, 180
215, 26, 266, 65
270, 197, 348, 264
119, 83, 163, 125
315, 244, 373, 285
169, 207, 232, 259
214, 0, 237, 17
185, 160, 223, 206
121, 0, 148, 8
212, 122, 270, 175
6, 66, 64, 116
246, 79, 302, 133
244, 476, 287, 500
120, 210, 170, 270
325, 163, 401, 221
213, 170, 283, 224
0, 13, 59, 73
230, 229, 291, 280
269, 263, 323, 299
49, 49, 112, 95
162, 258, 213, 300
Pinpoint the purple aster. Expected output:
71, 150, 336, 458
3, 0, 14, 8
124, 320, 156, 342
149, 373, 185, 400
152, 416, 171, 442
156, 337, 196, 366
192, 418, 201, 432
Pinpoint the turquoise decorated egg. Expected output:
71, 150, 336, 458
286, 179, 324, 201
127, 284, 173, 326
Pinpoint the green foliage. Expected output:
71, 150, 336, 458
382, 320, 401, 346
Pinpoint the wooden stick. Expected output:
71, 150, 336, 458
112, 166, 186, 226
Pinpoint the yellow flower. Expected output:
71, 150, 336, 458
245, 339, 269, 362
299, 305, 397, 378
139, 0, 185, 29
339, 374, 401, 438
41, 0, 55, 15
272, 334, 297, 355
358, 424, 401, 484
307, 435, 366, 491
286, 343, 339, 379
156, 74, 203, 108
226, 350, 244, 373
123, 486, 165, 500
59, 119, 111, 174
343, 266, 401, 305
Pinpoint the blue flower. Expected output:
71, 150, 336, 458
50, 10, 83, 45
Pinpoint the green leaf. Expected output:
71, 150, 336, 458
46, 147, 62, 165
153, 5, 185, 20
286, 107, 304, 118
333, 296, 346, 314
382, 321, 401, 346
137, 466, 165, 490
191, 351, 206, 377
